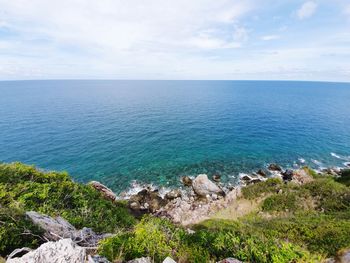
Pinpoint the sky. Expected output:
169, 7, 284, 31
0, 0, 350, 81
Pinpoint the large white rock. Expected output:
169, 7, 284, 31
163, 257, 176, 263
127, 258, 151, 263
192, 174, 224, 197
7, 239, 86, 263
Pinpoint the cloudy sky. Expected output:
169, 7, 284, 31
0, 0, 350, 81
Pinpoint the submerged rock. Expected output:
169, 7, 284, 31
89, 181, 116, 202
256, 169, 267, 177
212, 174, 221, 182
7, 239, 87, 263
268, 163, 282, 172
26, 211, 107, 247
181, 176, 193, 186
192, 174, 225, 197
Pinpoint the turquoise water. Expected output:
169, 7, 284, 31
0, 80, 350, 191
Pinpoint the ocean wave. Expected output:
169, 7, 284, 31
311, 159, 322, 166
331, 152, 350, 161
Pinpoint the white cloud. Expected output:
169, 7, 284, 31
261, 35, 280, 41
297, 1, 318, 20
345, 5, 350, 16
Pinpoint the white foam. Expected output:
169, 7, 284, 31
331, 152, 342, 159
239, 173, 250, 178
298, 158, 306, 164
311, 159, 322, 166
331, 152, 350, 161
344, 162, 350, 167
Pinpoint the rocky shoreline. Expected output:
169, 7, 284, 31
3, 161, 350, 263
111, 163, 344, 226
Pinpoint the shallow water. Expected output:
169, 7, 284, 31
0, 80, 350, 191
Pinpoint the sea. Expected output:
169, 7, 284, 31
1, 80, 350, 192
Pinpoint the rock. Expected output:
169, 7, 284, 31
336, 248, 350, 263
7, 239, 86, 263
192, 174, 225, 197
292, 169, 314, 185
217, 258, 243, 263
128, 189, 167, 214
127, 257, 152, 263
88, 181, 116, 202
88, 255, 111, 263
256, 169, 267, 177
181, 176, 193, 187
129, 201, 141, 210
240, 174, 262, 185
165, 189, 182, 200
240, 174, 253, 182
268, 163, 282, 172
322, 168, 341, 176
163, 257, 177, 263
26, 211, 107, 246
212, 174, 221, 182
248, 178, 263, 185
282, 169, 294, 181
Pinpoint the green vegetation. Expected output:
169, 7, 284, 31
1, 163, 350, 262
336, 169, 350, 186
0, 162, 135, 256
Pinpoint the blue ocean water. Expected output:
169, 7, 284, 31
0, 80, 350, 191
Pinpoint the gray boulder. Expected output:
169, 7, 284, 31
127, 257, 152, 263
26, 211, 108, 247
192, 174, 225, 197
7, 239, 86, 263
217, 258, 243, 263
88, 255, 111, 263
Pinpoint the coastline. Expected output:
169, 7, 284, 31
1, 161, 350, 262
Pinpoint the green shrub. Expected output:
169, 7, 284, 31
193, 219, 320, 263
241, 178, 285, 199
336, 169, 350, 186
262, 193, 300, 212
0, 162, 136, 233
0, 207, 44, 256
302, 178, 350, 212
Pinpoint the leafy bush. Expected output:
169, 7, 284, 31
302, 178, 350, 212
191, 219, 320, 263
241, 178, 285, 199
245, 212, 350, 257
336, 169, 350, 186
99, 216, 320, 263
0, 162, 136, 256
0, 162, 136, 233
262, 193, 301, 212
0, 207, 44, 256
100, 216, 186, 262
